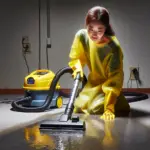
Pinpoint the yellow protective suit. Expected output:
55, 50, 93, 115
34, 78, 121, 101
68, 29, 130, 117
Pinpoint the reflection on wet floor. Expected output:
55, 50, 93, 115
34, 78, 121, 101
24, 124, 56, 149
0, 111, 150, 150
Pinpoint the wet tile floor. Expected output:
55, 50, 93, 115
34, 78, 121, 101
0, 111, 150, 150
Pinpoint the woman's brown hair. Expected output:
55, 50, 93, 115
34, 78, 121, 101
85, 6, 115, 36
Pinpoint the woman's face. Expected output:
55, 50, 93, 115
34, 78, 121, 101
87, 21, 106, 43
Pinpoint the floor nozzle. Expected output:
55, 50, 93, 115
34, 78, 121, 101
59, 114, 70, 122
59, 114, 80, 123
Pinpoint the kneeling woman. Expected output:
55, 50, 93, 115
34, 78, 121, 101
68, 6, 130, 120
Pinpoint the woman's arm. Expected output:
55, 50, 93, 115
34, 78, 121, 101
68, 30, 87, 78
101, 41, 124, 119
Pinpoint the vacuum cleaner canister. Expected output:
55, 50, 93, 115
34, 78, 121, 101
23, 69, 63, 108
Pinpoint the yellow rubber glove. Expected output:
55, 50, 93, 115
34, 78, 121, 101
68, 59, 83, 79
100, 110, 115, 121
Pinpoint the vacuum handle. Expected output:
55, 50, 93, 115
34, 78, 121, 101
64, 72, 81, 117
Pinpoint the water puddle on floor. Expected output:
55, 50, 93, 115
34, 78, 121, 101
0, 114, 150, 150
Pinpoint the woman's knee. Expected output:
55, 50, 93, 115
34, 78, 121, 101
88, 104, 104, 114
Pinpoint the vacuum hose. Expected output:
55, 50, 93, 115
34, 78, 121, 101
11, 66, 148, 112
11, 66, 87, 112
123, 91, 148, 103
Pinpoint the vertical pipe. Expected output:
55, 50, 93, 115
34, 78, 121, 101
47, 0, 50, 38
46, 0, 51, 69
38, 0, 41, 69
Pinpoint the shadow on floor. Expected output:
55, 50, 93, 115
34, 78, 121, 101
129, 108, 150, 118
116, 108, 150, 118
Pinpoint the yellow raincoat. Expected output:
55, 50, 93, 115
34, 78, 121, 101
68, 29, 130, 116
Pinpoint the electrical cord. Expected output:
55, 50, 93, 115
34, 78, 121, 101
22, 38, 30, 74
127, 67, 142, 88
22, 53, 30, 74
132, 68, 142, 86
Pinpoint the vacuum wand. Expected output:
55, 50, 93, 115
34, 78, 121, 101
59, 73, 81, 122
39, 70, 86, 131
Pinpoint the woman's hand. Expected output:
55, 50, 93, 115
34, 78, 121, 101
68, 59, 83, 79
72, 69, 83, 79
100, 110, 115, 120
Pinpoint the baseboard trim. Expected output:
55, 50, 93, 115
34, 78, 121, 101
0, 89, 24, 94
0, 88, 150, 95
123, 88, 150, 93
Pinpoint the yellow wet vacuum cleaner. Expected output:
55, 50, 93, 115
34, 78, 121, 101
23, 69, 63, 109
11, 69, 61, 111
11, 66, 87, 131
11, 67, 87, 113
